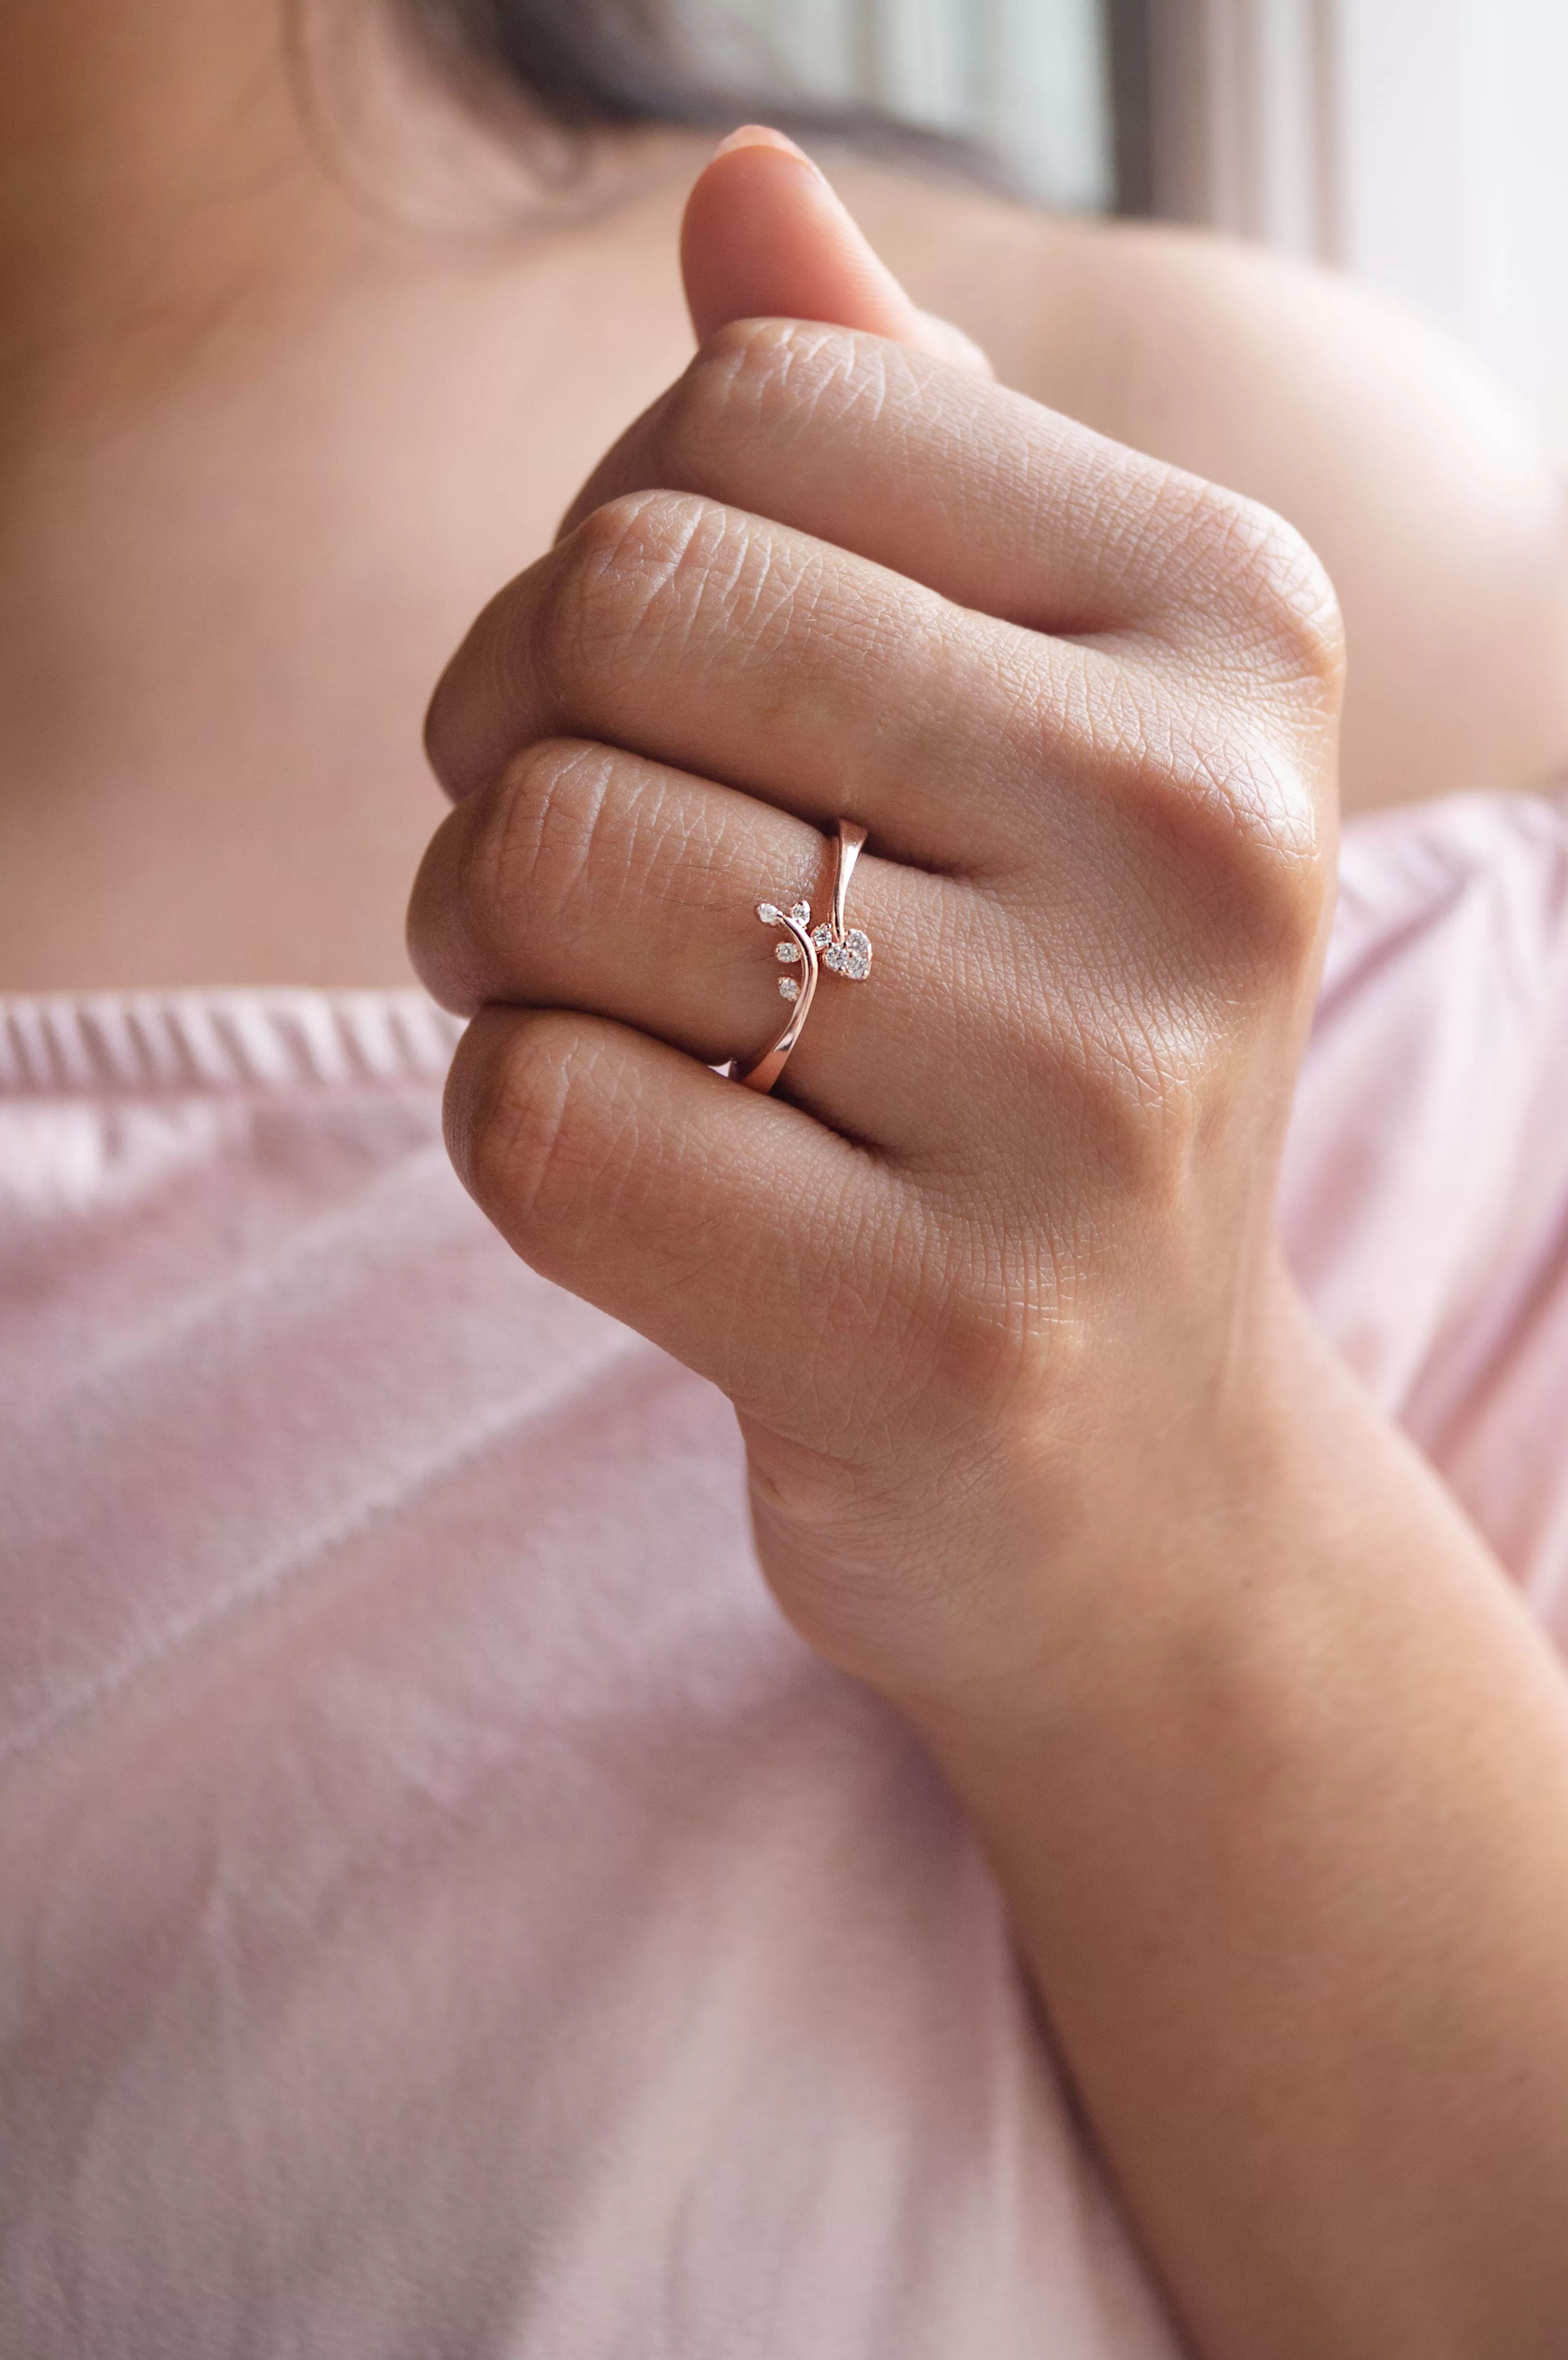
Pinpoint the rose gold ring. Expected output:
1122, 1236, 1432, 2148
732, 818, 873, 1095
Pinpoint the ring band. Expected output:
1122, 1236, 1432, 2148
733, 819, 873, 1095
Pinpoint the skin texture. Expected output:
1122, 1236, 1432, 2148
410, 134, 1568, 2357
0, 0, 1565, 990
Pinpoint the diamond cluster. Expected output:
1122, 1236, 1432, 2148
815, 924, 872, 982
756, 897, 872, 997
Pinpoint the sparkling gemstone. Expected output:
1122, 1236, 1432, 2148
821, 928, 872, 979
778, 977, 799, 1001
757, 902, 783, 925
790, 901, 812, 928
775, 942, 801, 963
811, 923, 833, 949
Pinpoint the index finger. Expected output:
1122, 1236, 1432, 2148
553, 320, 1316, 656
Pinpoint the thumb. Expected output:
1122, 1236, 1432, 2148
680, 126, 992, 375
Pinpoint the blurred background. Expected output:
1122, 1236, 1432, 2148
712, 0, 1568, 463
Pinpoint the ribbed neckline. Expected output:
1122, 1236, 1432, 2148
0, 990, 465, 1097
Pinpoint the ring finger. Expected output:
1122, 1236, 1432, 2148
407, 734, 1006, 1154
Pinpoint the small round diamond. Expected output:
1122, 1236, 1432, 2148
775, 942, 801, 963
778, 977, 800, 1002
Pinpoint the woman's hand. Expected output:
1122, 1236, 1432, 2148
410, 134, 1568, 2360
413, 131, 1340, 1702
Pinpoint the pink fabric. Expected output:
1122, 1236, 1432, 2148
1, 788, 1566, 2357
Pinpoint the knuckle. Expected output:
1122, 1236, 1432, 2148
481, 738, 617, 941
667, 317, 862, 459
663, 322, 778, 454
1213, 787, 1328, 973
1181, 482, 1346, 693
548, 481, 808, 695
404, 814, 473, 1012
407, 741, 616, 1012
444, 1005, 590, 1235
538, 489, 714, 700
918, 1266, 1048, 1423
1040, 649, 1330, 983
1143, 736, 1328, 977
1038, 1014, 1199, 1198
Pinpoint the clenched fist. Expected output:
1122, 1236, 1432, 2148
411, 153, 1340, 1708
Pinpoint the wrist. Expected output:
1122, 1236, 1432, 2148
861, 1263, 1451, 1750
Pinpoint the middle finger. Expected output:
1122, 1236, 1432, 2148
423, 486, 1096, 874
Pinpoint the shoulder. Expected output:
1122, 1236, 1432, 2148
824, 158, 1568, 815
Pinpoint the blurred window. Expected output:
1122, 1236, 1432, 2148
714, 0, 1115, 210
1130, 0, 1568, 460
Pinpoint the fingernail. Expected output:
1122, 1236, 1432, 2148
713, 124, 824, 177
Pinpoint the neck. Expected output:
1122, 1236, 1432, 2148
0, 1, 703, 990
1, 1, 344, 423
0, 0, 642, 434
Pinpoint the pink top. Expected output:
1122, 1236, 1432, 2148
2, 788, 1567, 2357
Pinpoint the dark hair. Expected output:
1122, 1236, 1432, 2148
396, 0, 709, 127
392, 0, 1003, 179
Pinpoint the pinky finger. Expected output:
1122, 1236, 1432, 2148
445, 1006, 925, 1451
